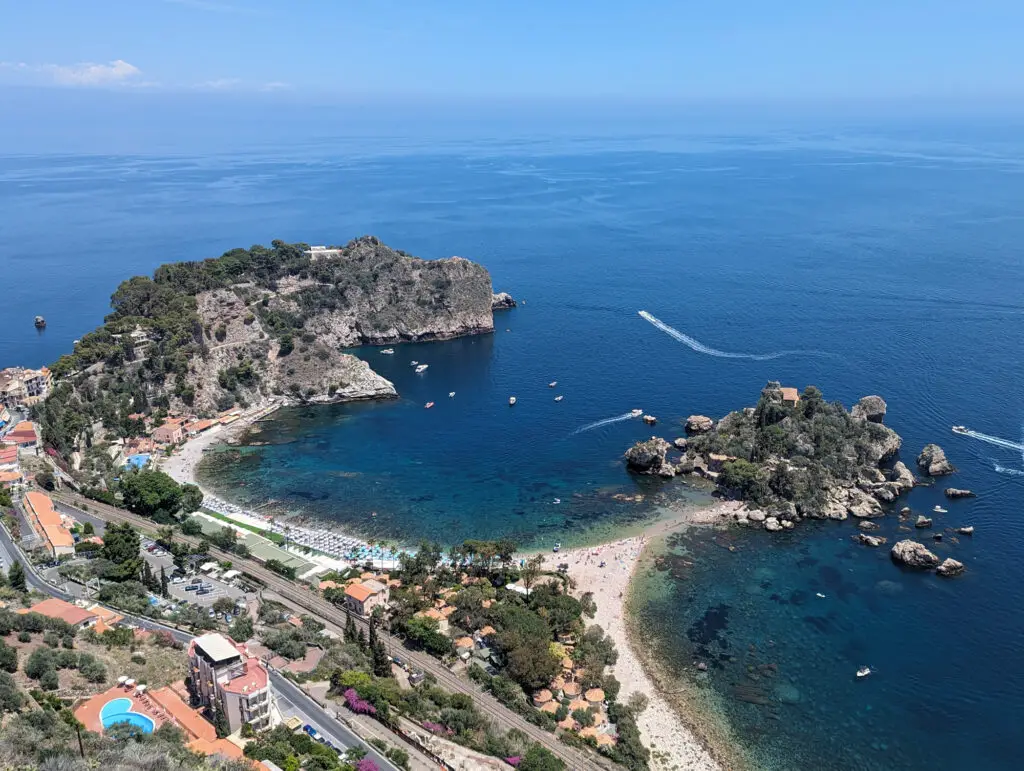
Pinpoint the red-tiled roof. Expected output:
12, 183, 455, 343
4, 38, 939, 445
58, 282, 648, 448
220, 657, 268, 694
27, 598, 97, 626
345, 583, 374, 602
24, 491, 74, 549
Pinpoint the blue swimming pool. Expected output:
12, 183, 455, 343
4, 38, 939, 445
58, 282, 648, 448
100, 697, 154, 733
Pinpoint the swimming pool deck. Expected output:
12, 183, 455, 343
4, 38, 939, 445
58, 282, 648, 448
75, 681, 249, 763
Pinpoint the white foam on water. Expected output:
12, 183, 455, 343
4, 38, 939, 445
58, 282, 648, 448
573, 412, 641, 434
638, 310, 832, 361
959, 429, 1024, 453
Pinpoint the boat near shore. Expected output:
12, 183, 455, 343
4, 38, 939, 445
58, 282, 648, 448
952, 425, 968, 435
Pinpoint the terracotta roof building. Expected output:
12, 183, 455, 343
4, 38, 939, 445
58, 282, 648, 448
343, 580, 389, 616
27, 598, 98, 627
3, 421, 37, 447
153, 417, 187, 445
24, 490, 74, 558
780, 387, 801, 406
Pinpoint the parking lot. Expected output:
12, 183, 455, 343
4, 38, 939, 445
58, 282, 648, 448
140, 538, 247, 612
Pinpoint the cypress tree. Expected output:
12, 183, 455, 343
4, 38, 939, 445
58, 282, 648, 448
8, 561, 26, 592
159, 566, 169, 597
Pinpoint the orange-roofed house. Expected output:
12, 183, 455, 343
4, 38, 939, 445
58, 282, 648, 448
780, 387, 801, 406
3, 421, 37, 447
0, 445, 19, 469
184, 419, 216, 436
24, 490, 74, 558
153, 417, 187, 445
319, 580, 340, 591
343, 580, 389, 616
27, 598, 98, 628
0, 469, 22, 487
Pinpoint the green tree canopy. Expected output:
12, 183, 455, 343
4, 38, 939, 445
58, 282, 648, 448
101, 522, 142, 582
119, 468, 183, 519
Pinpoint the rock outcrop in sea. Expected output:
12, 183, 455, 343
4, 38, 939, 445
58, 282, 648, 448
936, 558, 966, 577
624, 437, 676, 477
491, 291, 517, 310
891, 539, 940, 568
917, 444, 957, 476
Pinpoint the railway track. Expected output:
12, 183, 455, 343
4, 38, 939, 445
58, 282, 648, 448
51, 492, 611, 771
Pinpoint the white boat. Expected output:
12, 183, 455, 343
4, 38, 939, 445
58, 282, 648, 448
410, 360, 419, 366
951, 425, 968, 435
509, 396, 517, 406
449, 392, 456, 398
553, 498, 561, 504
415, 364, 429, 373
379, 348, 394, 355
424, 402, 434, 409
630, 409, 643, 417
816, 592, 826, 598
554, 395, 563, 402
856, 667, 872, 679
934, 505, 948, 513
548, 381, 557, 388
553, 542, 561, 552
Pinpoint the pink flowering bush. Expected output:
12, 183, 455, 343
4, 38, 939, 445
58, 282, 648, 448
355, 759, 379, 771
344, 688, 377, 716
505, 757, 522, 767
422, 720, 454, 736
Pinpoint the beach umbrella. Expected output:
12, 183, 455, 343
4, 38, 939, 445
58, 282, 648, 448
125, 679, 136, 687
117, 676, 128, 684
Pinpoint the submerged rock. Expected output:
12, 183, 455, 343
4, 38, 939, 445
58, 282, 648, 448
936, 558, 965, 577
891, 540, 940, 568
858, 521, 881, 531
956, 526, 975, 536
917, 444, 957, 476
944, 488, 975, 499
851, 395, 887, 423
685, 415, 715, 434
624, 437, 675, 477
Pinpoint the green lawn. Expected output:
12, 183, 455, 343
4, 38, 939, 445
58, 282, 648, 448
200, 507, 286, 544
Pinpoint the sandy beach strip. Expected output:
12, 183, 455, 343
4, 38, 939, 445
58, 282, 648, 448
538, 500, 744, 771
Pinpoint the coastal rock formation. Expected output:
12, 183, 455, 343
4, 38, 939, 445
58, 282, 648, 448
944, 488, 975, 499
936, 558, 965, 577
847, 490, 884, 518
888, 461, 917, 491
851, 395, 887, 423
891, 540, 940, 569
38, 236, 508, 459
858, 521, 881, 531
624, 437, 676, 477
915, 515, 933, 529
764, 517, 783, 532
685, 415, 714, 434
917, 444, 957, 476
491, 292, 516, 310
857, 533, 886, 547
673, 438, 688, 450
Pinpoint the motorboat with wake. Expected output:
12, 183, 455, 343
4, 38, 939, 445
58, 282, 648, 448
951, 425, 968, 435
554, 395, 564, 402
415, 364, 429, 373
630, 409, 643, 417
856, 666, 872, 679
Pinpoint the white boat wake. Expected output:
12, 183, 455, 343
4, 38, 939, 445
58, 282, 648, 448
638, 310, 833, 360
574, 412, 641, 434
994, 463, 1024, 477
956, 429, 1024, 453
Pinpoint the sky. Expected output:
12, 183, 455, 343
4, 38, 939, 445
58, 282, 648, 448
2, 0, 1023, 102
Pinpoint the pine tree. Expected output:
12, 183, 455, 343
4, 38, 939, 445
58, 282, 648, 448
159, 566, 169, 597
8, 560, 26, 593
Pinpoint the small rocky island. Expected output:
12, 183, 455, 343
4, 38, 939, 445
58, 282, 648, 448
625, 382, 956, 530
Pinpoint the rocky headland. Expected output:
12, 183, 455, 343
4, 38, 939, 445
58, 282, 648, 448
37, 237, 512, 463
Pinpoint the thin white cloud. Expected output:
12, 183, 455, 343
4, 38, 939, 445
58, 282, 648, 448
194, 77, 242, 90
261, 81, 291, 92
1, 59, 143, 87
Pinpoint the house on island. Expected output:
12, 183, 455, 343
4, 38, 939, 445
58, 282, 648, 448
780, 387, 801, 407
343, 579, 389, 616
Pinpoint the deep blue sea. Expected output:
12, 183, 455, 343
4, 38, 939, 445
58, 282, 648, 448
2, 123, 1023, 769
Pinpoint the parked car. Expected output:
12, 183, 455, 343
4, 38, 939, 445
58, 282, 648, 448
184, 585, 199, 592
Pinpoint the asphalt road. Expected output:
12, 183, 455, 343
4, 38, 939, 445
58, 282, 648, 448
268, 670, 400, 771
0, 520, 71, 598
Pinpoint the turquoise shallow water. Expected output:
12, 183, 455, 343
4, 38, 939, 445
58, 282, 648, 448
2, 124, 1023, 768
